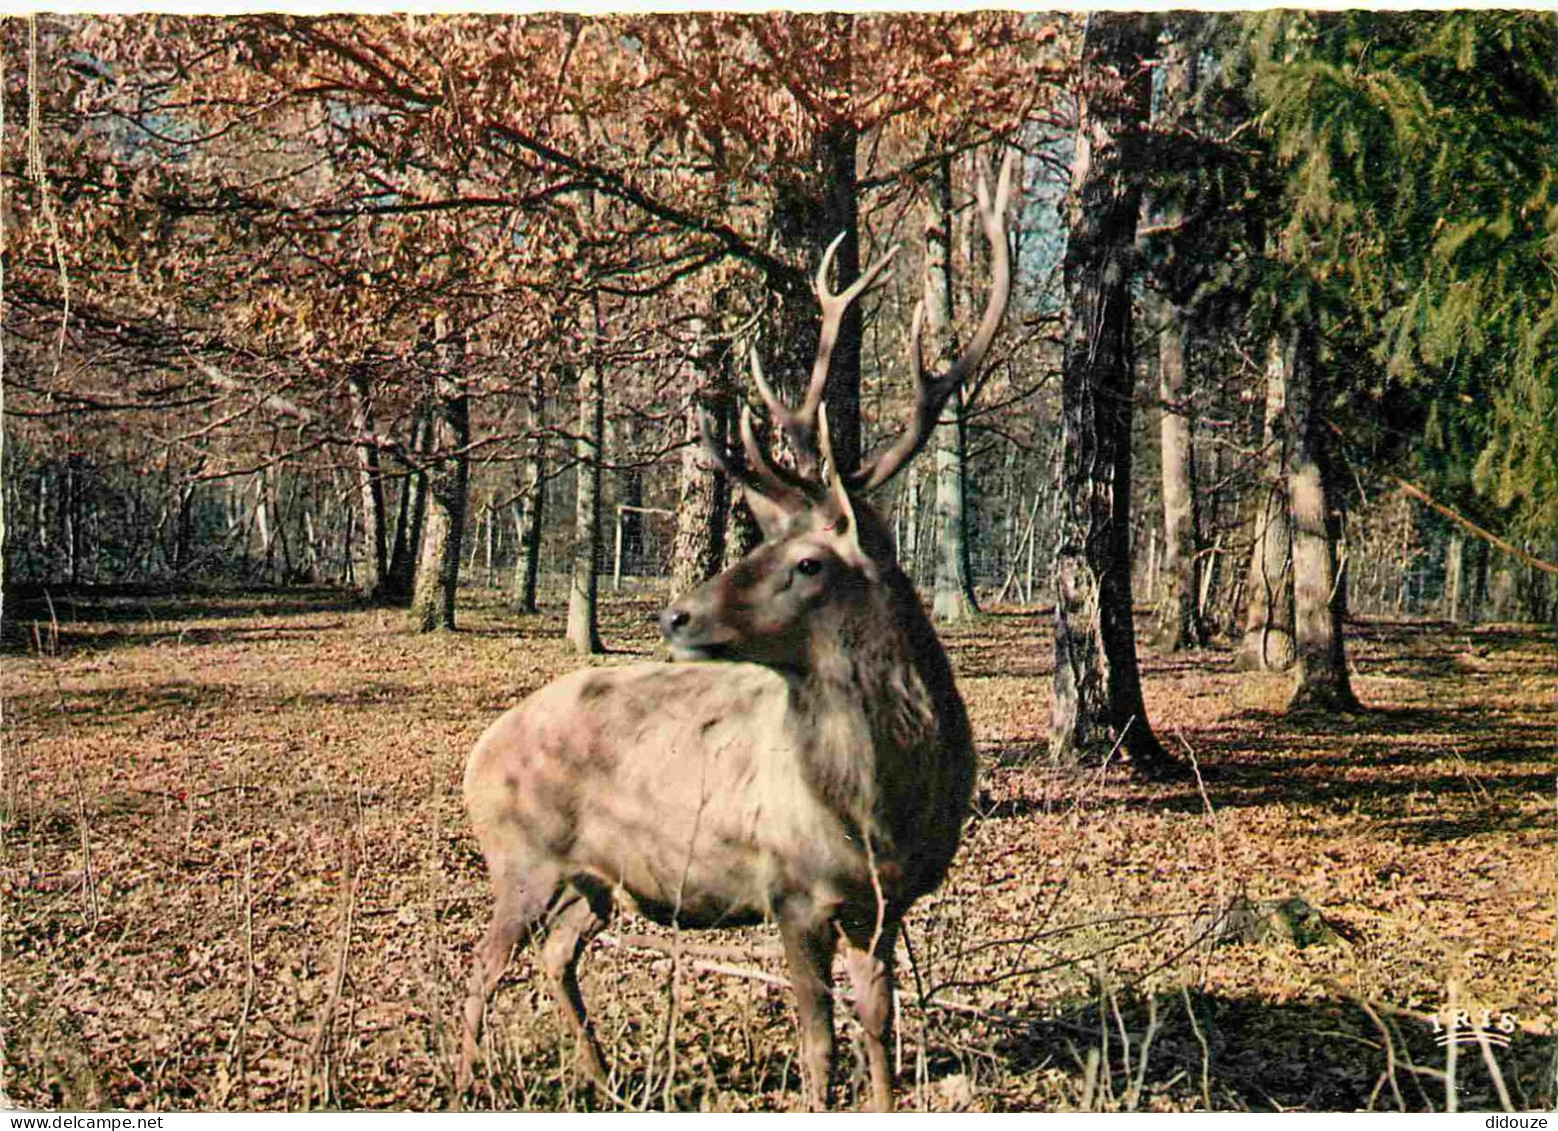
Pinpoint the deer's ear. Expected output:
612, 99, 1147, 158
741, 486, 792, 541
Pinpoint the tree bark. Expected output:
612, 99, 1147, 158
932, 410, 977, 621
1050, 12, 1171, 774
724, 497, 763, 566
409, 338, 470, 633
1144, 27, 1205, 651
763, 26, 863, 474
1443, 531, 1464, 622
1235, 336, 1297, 671
567, 297, 605, 655
1285, 320, 1360, 712
512, 368, 547, 614
617, 414, 644, 579
925, 155, 978, 622
383, 409, 430, 606
671, 316, 731, 596
1152, 306, 1205, 650
348, 365, 388, 601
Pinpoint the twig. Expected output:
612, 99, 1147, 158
1473, 1022, 1515, 1113
1355, 996, 1407, 1111
1444, 978, 1458, 1114
1180, 985, 1212, 1110
305, 853, 359, 1110
595, 934, 789, 992
1173, 729, 1226, 975
224, 845, 257, 1098
1128, 994, 1161, 1111
598, 931, 781, 965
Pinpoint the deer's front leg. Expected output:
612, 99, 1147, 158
780, 909, 839, 1110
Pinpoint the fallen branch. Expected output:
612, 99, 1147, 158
1390, 476, 1558, 577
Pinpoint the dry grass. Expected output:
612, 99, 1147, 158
3, 586, 1554, 1111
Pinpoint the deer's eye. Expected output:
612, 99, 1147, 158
795, 558, 825, 578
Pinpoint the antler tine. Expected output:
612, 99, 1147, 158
737, 404, 812, 503
747, 346, 788, 427
741, 235, 899, 482
806, 234, 900, 418
743, 343, 828, 489
698, 405, 808, 513
849, 150, 1019, 494
816, 401, 839, 485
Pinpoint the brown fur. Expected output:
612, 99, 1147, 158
459, 156, 1014, 1107
458, 490, 974, 1110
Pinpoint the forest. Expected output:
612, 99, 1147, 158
3, 11, 1555, 1113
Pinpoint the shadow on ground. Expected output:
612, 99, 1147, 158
951, 987, 1556, 1112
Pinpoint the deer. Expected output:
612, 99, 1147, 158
458, 153, 1014, 1111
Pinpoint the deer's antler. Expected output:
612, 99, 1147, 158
847, 149, 1017, 493
748, 235, 899, 481
698, 403, 811, 514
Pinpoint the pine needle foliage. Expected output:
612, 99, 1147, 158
1246, 11, 1558, 536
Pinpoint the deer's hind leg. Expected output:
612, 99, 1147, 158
538, 877, 613, 1089
458, 865, 562, 1093
841, 914, 902, 1112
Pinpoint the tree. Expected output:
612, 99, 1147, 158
1142, 26, 1207, 651
567, 294, 606, 656
1049, 13, 1171, 774
408, 327, 471, 633
923, 155, 978, 622
1284, 312, 1360, 710
1235, 336, 1297, 671
670, 307, 731, 596
511, 367, 548, 615
348, 365, 389, 601
1246, 10, 1558, 619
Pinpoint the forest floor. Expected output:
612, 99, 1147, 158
3, 585, 1554, 1112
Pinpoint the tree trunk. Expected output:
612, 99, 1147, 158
671, 317, 731, 596
1152, 306, 1205, 649
567, 299, 605, 655
933, 406, 977, 620
1285, 320, 1359, 712
1443, 532, 1465, 622
409, 343, 471, 633
925, 155, 978, 622
817, 113, 863, 473
1466, 537, 1490, 623
1144, 16, 1203, 651
617, 415, 644, 579
1050, 12, 1171, 774
383, 410, 430, 606
763, 25, 863, 473
1235, 336, 1297, 671
725, 498, 764, 567
349, 365, 389, 601
512, 369, 547, 614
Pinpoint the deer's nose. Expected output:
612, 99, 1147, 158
659, 606, 693, 640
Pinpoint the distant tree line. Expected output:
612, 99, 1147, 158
3, 12, 1554, 771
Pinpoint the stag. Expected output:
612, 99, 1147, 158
459, 154, 1015, 1111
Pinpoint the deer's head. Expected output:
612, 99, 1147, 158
660, 153, 1016, 671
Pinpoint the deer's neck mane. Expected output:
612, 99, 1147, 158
792, 562, 958, 848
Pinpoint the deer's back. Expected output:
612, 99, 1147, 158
465, 662, 882, 926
